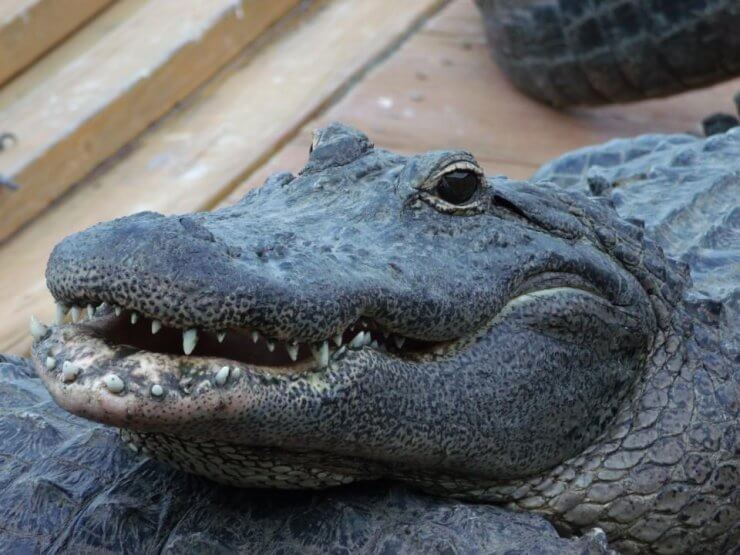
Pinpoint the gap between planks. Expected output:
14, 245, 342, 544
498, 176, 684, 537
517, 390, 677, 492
0, 0, 448, 355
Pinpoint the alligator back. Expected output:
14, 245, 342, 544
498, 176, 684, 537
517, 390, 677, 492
477, 0, 740, 106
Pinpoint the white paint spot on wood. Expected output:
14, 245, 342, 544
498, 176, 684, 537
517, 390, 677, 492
377, 96, 393, 109
181, 163, 209, 181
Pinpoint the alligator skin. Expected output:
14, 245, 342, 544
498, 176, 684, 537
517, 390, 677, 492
21, 125, 740, 554
406, 131, 739, 554
476, 0, 740, 106
508, 128, 739, 553
0, 356, 611, 554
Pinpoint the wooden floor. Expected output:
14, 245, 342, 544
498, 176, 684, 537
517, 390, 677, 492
1, 0, 738, 355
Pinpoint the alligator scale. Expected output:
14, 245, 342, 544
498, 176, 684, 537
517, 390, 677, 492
17, 123, 740, 553
476, 0, 740, 106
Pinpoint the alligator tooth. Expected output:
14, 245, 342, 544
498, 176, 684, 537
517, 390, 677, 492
29, 315, 48, 340
183, 329, 198, 355
130, 312, 139, 324
370, 340, 379, 349
55, 303, 68, 325
251, 331, 260, 343
332, 345, 346, 360
151, 320, 162, 334
98, 302, 107, 311
69, 306, 81, 322
102, 374, 125, 393
61, 361, 80, 383
150, 384, 164, 397
286, 343, 299, 361
321, 340, 330, 366
266, 340, 275, 352
333, 334, 343, 347
115, 306, 122, 316
363, 332, 373, 346
215, 366, 230, 385
87, 304, 95, 319
349, 331, 365, 349
45, 356, 56, 370
394, 336, 405, 349
313, 341, 329, 367
216, 331, 226, 343
433, 346, 445, 355
231, 367, 242, 379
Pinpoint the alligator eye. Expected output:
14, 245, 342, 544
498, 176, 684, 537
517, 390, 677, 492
436, 170, 480, 204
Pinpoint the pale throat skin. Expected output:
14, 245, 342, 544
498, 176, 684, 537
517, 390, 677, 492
32, 123, 737, 554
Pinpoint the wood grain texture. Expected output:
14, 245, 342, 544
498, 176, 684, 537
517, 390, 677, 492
0, 0, 113, 86
0, 0, 446, 354
0, 0, 299, 242
0, 0, 149, 112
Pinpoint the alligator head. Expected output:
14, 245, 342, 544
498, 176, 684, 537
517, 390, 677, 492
31, 124, 734, 552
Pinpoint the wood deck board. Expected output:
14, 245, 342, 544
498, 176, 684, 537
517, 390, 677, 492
0, 0, 113, 86
0, 0, 299, 242
0, 0, 149, 112
0, 0, 445, 354
227, 0, 740, 206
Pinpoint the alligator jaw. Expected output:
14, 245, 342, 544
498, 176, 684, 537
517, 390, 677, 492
32, 319, 348, 430
30, 301, 459, 432
31, 319, 396, 489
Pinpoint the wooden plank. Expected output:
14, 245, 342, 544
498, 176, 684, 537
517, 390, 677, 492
0, 0, 149, 112
0, 0, 113, 86
225, 0, 740, 206
0, 0, 300, 242
0, 0, 446, 354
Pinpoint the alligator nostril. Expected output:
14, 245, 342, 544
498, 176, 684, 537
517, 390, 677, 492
226, 246, 242, 259
255, 244, 287, 261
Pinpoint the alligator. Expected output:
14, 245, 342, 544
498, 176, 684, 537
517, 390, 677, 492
12, 122, 738, 553
476, 0, 740, 106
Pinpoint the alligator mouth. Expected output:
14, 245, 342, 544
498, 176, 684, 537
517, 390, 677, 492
31, 296, 466, 439
36, 273, 620, 384
38, 300, 455, 378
